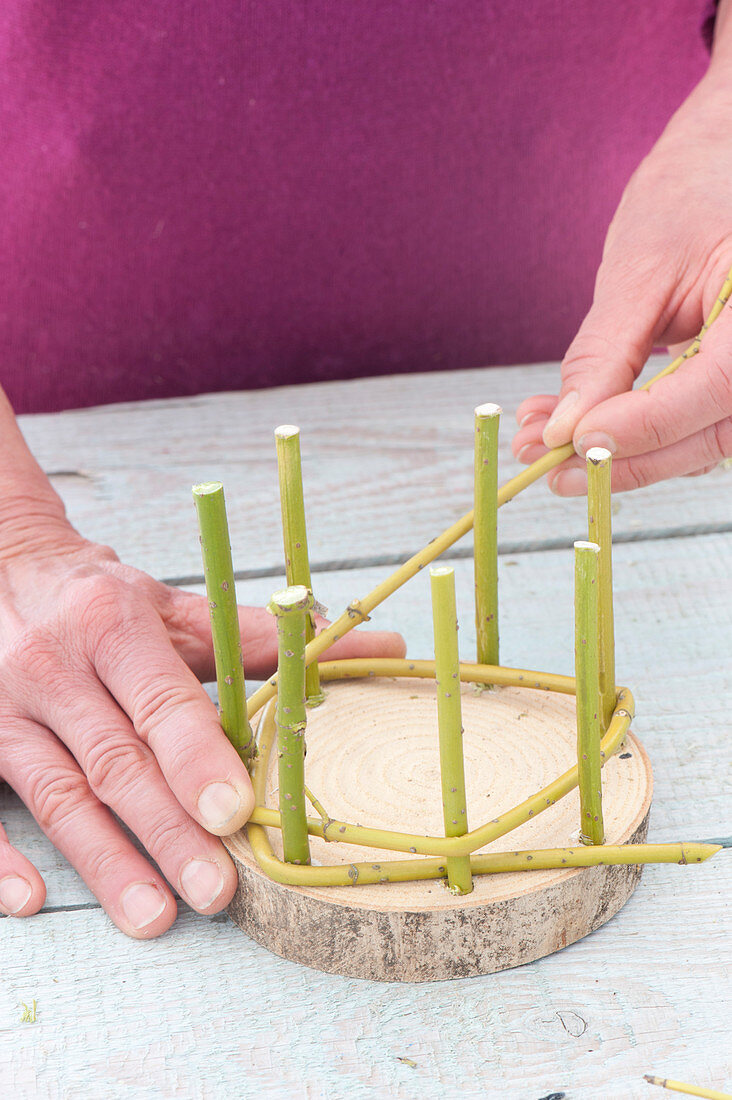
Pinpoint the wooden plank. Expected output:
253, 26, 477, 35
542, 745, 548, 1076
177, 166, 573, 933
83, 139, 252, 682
17, 358, 732, 582
0, 875, 729, 1099
2, 532, 729, 906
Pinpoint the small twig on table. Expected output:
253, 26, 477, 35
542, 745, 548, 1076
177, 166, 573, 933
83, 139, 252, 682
644, 1074, 732, 1100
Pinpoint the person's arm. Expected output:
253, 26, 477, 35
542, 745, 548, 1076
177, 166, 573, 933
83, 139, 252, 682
0, 384, 404, 934
512, 0, 732, 494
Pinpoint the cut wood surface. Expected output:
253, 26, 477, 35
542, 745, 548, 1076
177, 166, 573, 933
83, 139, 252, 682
227, 682, 652, 981
2, 362, 731, 1098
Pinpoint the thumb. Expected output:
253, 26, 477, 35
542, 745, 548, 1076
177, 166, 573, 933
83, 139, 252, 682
542, 255, 674, 450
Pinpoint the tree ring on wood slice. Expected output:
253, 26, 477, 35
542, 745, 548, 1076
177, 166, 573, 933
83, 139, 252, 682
225, 678, 652, 982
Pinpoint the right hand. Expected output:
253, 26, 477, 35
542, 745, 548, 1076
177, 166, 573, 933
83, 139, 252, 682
0, 508, 405, 937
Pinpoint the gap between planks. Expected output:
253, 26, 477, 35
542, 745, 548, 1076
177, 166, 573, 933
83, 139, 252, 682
159, 520, 732, 588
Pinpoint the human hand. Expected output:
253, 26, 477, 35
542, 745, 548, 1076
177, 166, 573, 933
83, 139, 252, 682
512, 63, 732, 495
0, 514, 404, 937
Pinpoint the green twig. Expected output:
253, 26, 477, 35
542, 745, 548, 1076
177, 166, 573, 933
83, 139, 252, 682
193, 482, 254, 764
644, 1075, 732, 1100
268, 585, 313, 865
575, 541, 605, 845
586, 447, 616, 728
305, 784, 332, 833
474, 403, 500, 667
275, 426, 323, 706
430, 566, 472, 894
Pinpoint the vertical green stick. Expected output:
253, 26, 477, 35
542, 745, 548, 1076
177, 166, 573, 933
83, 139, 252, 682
574, 541, 605, 846
474, 403, 501, 666
586, 446, 616, 729
268, 584, 312, 865
430, 566, 473, 894
275, 425, 323, 706
193, 482, 254, 765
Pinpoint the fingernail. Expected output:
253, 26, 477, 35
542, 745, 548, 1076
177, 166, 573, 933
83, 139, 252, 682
517, 443, 537, 464
577, 432, 617, 458
180, 858, 225, 910
121, 882, 167, 930
543, 391, 579, 444
519, 411, 544, 428
0, 875, 32, 915
197, 782, 242, 830
551, 469, 588, 497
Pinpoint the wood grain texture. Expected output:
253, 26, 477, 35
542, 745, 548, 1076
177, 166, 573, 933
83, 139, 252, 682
17, 358, 732, 582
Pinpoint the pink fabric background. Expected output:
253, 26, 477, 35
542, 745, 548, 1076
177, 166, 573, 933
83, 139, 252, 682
0, 2, 713, 412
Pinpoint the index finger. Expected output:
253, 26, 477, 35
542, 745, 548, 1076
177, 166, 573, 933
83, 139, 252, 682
91, 600, 254, 836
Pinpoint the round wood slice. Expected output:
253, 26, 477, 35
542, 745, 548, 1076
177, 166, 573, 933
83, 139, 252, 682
225, 678, 652, 982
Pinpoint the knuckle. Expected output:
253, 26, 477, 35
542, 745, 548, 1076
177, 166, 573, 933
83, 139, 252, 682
596, 247, 662, 292
3, 630, 72, 704
84, 735, 153, 804
31, 767, 90, 833
132, 682, 204, 742
630, 391, 668, 452
561, 331, 638, 391
83, 845, 126, 884
5, 628, 53, 678
704, 349, 732, 417
640, 408, 666, 452
617, 458, 647, 493
144, 810, 194, 860
71, 574, 136, 645
704, 420, 732, 466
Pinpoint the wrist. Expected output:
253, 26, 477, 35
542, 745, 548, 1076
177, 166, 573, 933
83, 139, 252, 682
0, 385, 80, 559
0, 493, 82, 563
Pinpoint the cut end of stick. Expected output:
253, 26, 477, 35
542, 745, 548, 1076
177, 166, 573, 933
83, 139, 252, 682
574, 540, 601, 554
430, 565, 455, 578
586, 447, 612, 465
268, 584, 312, 614
275, 424, 300, 439
474, 402, 502, 419
192, 481, 224, 497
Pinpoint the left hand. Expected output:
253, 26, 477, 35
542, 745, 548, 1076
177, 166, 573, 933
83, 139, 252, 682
511, 61, 732, 495
0, 516, 404, 937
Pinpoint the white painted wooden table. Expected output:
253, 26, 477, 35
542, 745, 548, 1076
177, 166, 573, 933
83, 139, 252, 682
2, 359, 730, 1100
